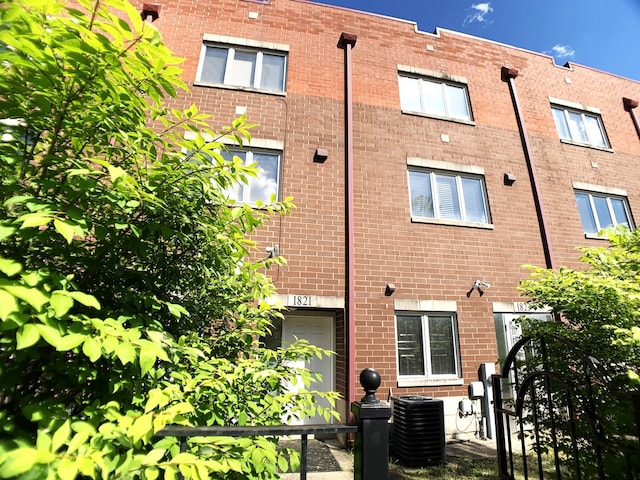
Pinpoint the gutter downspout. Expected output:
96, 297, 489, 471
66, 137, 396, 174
501, 67, 555, 270
338, 32, 357, 416
623, 97, 640, 140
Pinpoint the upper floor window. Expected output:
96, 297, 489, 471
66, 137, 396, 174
408, 166, 490, 226
396, 312, 461, 379
575, 190, 633, 235
399, 74, 472, 122
197, 41, 287, 93
551, 105, 609, 148
221, 148, 280, 204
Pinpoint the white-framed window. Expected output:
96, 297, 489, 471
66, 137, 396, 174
408, 168, 490, 225
396, 312, 461, 379
221, 148, 280, 204
197, 44, 287, 92
399, 74, 472, 121
575, 190, 633, 235
551, 106, 609, 148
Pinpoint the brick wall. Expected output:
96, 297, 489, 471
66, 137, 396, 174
127, 0, 640, 432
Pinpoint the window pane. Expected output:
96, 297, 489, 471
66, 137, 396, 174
396, 315, 425, 376
567, 111, 588, 143
593, 195, 613, 230
611, 198, 630, 228
399, 76, 422, 112
428, 315, 456, 375
221, 150, 246, 201
445, 84, 470, 120
575, 193, 597, 234
461, 177, 487, 223
260, 53, 285, 91
552, 108, 571, 140
201, 47, 227, 84
421, 80, 447, 117
435, 175, 461, 220
248, 153, 279, 203
231, 50, 256, 87
408, 171, 434, 217
584, 115, 607, 147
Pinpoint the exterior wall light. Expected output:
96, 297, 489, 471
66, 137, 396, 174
314, 148, 328, 163
504, 173, 516, 186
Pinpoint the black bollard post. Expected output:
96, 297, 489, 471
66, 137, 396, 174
351, 368, 392, 480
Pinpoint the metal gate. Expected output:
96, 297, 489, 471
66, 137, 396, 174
491, 335, 640, 479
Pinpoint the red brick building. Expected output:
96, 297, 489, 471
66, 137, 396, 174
142, 0, 640, 435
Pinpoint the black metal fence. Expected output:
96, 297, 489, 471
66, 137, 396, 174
156, 424, 357, 480
492, 335, 640, 480
156, 367, 392, 480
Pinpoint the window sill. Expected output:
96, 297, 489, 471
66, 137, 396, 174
397, 377, 464, 388
584, 232, 609, 240
411, 216, 494, 230
401, 109, 475, 126
559, 139, 613, 153
193, 81, 286, 97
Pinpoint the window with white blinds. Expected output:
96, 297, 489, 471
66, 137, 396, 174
409, 169, 490, 224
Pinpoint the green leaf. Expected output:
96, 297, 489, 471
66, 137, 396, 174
0, 290, 19, 321
58, 457, 78, 480
115, 342, 137, 365
57, 333, 86, 351
145, 467, 160, 480
18, 212, 53, 229
67, 429, 91, 455
65, 291, 101, 310
50, 292, 74, 316
82, 337, 102, 362
139, 346, 157, 375
0, 447, 39, 477
278, 454, 289, 472
166, 302, 188, 318
52, 420, 72, 453
0, 258, 22, 277
0, 223, 17, 241
16, 323, 40, 349
35, 324, 63, 348
143, 448, 166, 465
54, 218, 76, 244
130, 414, 153, 443
3, 285, 49, 311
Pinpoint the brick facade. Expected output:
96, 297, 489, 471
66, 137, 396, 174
138, 0, 640, 435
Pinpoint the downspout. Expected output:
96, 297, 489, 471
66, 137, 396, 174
338, 32, 357, 415
623, 97, 640, 140
501, 67, 555, 270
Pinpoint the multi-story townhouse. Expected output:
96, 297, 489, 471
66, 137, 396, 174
138, 0, 640, 436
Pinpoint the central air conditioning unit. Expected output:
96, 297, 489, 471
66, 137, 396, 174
391, 396, 445, 466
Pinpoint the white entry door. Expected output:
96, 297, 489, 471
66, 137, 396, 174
282, 313, 335, 424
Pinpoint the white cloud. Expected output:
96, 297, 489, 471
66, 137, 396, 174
547, 44, 576, 60
463, 3, 494, 27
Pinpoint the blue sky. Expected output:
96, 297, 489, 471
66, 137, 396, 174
315, 0, 640, 82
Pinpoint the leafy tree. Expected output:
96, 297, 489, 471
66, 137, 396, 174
0, 0, 339, 478
516, 226, 640, 478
